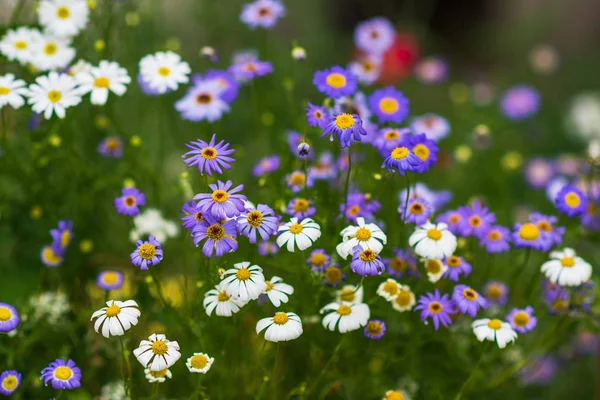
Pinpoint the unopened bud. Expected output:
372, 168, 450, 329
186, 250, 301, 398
200, 46, 218, 63
291, 46, 306, 61
297, 142, 310, 157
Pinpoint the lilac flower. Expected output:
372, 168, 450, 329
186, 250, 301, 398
236, 204, 279, 244
368, 86, 409, 124
182, 134, 235, 176
98, 136, 123, 158
507, 306, 537, 333
306, 102, 329, 129
240, 0, 285, 29
581, 191, 600, 231
310, 152, 337, 180
195, 69, 239, 102
500, 85, 540, 120
350, 245, 385, 276
50, 220, 73, 255
415, 58, 448, 85
443, 255, 472, 282
194, 180, 246, 219
313, 66, 357, 98
40, 359, 82, 390
192, 216, 238, 257
323, 113, 367, 148
524, 157, 555, 189
258, 241, 279, 256
114, 187, 146, 217
414, 289, 455, 330
341, 193, 381, 223
0, 302, 20, 333
384, 249, 419, 279
478, 225, 511, 253
482, 281, 509, 306
175, 80, 230, 122
130, 236, 163, 270
354, 17, 395, 55
286, 171, 313, 193
372, 127, 410, 154
436, 209, 463, 235
96, 270, 124, 291
0, 370, 21, 396
404, 133, 438, 173
287, 198, 316, 219
364, 320, 386, 340
323, 265, 346, 287
253, 155, 280, 176
457, 201, 496, 237
307, 249, 331, 271
555, 184, 587, 217
543, 281, 571, 314
452, 285, 488, 317
398, 196, 432, 225
381, 146, 421, 175
181, 201, 204, 232
529, 213, 565, 250
229, 59, 273, 81
398, 183, 452, 211
519, 356, 557, 385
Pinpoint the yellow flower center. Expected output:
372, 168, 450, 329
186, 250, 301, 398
340, 288, 355, 302
324, 267, 343, 284
486, 285, 502, 299
359, 249, 377, 262
265, 281, 274, 292
334, 113, 355, 130
463, 288, 477, 301
448, 214, 461, 224
206, 224, 225, 240
289, 223, 303, 234
390, 257, 406, 272
395, 290, 412, 307
355, 227, 372, 241
348, 205, 361, 216
0, 87, 10, 95
0, 307, 11, 321
379, 97, 399, 114
201, 147, 217, 160
488, 230, 501, 241
54, 366, 72, 380
326, 72, 347, 89
47, 90, 62, 103
564, 192, 581, 208
190, 354, 208, 369
426, 260, 442, 274
589, 203, 598, 216
536, 221, 552, 232
383, 281, 399, 295
138, 243, 157, 260
196, 93, 212, 104
447, 256, 461, 268
124, 196, 136, 207
105, 303, 121, 317
44, 43, 57, 55
366, 321, 383, 336
217, 290, 230, 302
42, 247, 61, 264
469, 216, 481, 227
385, 390, 405, 400
337, 305, 352, 316
56, 6, 70, 19
211, 189, 229, 203
61, 230, 71, 247
289, 172, 306, 186
513, 311, 530, 327
258, 7, 271, 16
151, 340, 168, 355
428, 301, 442, 314
106, 138, 121, 151
427, 228, 442, 240
246, 210, 264, 228
309, 252, 326, 266
2, 376, 17, 390
158, 67, 171, 76
243, 63, 257, 72
409, 202, 424, 215
487, 319, 502, 330
94, 77, 110, 88
413, 144, 430, 161
235, 267, 251, 281
102, 272, 119, 285
273, 312, 289, 325
391, 147, 409, 160
293, 198, 309, 213
14, 41, 27, 50
384, 130, 399, 140
150, 369, 168, 378
560, 257, 575, 267
518, 223, 539, 241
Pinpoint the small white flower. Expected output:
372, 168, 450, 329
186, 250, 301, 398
256, 312, 303, 342
29, 34, 75, 71
335, 284, 364, 304
133, 333, 181, 372
472, 318, 518, 349
409, 222, 457, 260
76, 60, 131, 105
25, 71, 82, 119
203, 282, 247, 317
240, 0, 286, 29
376, 278, 401, 301
391, 286, 416, 312
423, 258, 447, 283
0, 27, 42, 64
68, 59, 92, 76
38, 0, 89, 38
221, 261, 267, 302
139, 51, 190, 94
541, 247, 592, 287
90, 299, 140, 338
100, 380, 129, 400
277, 217, 321, 252
291, 46, 306, 61
411, 114, 450, 142
175, 80, 230, 122
130, 208, 179, 243
186, 352, 214, 374
263, 276, 294, 307
336, 217, 387, 259
349, 54, 381, 85
144, 368, 172, 383
320, 301, 370, 333
0, 74, 28, 109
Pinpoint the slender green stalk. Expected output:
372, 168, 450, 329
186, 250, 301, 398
453, 342, 491, 400
119, 337, 132, 398
343, 149, 353, 220
402, 173, 411, 222
8, 0, 26, 26
305, 335, 345, 398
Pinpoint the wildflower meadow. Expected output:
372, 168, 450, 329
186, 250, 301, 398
1, 0, 600, 399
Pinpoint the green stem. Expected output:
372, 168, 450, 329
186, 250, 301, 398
402, 173, 411, 222
8, 0, 26, 26
342, 149, 352, 220
453, 342, 491, 400
305, 335, 345, 398
119, 337, 132, 398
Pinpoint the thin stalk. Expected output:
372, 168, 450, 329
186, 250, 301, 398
342, 149, 352, 220
453, 342, 491, 400
305, 335, 345, 398
402, 173, 411, 222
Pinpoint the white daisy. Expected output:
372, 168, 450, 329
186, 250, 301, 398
410, 114, 450, 142
67, 59, 92, 76
335, 284, 364, 304
38, 0, 89, 38
336, 217, 387, 259
0, 74, 28, 109
408, 222, 457, 260
139, 51, 191, 94
186, 352, 214, 374
29, 34, 75, 71
376, 278, 401, 301
0, 27, 42, 64
540, 247, 592, 287
256, 312, 303, 342
25, 72, 82, 119
391, 286, 416, 312
277, 217, 321, 252
349, 54, 381, 85
263, 276, 294, 307
221, 261, 267, 302
175, 80, 230, 122
133, 333, 181, 372
423, 258, 447, 283
76, 60, 131, 105
144, 368, 172, 383
320, 301, 370, 333
90, 299, 140, 338
203, 282, 247, 317
472, 318, 518, 349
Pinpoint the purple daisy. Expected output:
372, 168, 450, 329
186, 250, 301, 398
323, 264, 346, 287
192, 216, 238, 257
398, 196, 432, 225
258, 241, 279, 256
182, 134, 235, 176
286, 170, 314, 193
96, 270, 124, 291
350, 245, 385, 276
443, 255, 472, 282
306, 102, 329, 129
478, 225, 511, 253
436, 209, 464, 235
114, 187, 146, 217
175, 80, 230, 122
512, 221, 546, 251
372, 127, 411, 154
322, 113, 367, 148
310, 152, 337, 180
312, 66, 357, 98
482, 281, 509, 306
229, 59, 273, 81
236, 204, 279, 244
529, 213, 565, 251
253, 155, 280, 176
500, 85, 540, 120
364, 319, 387, 340
0, 370, 21, 396
524, 157, 555, 189
384, 249, 419, 279
555, 184, 587, 217
543, 281, 571, 315
194, 180, 246, 219
404, 133, 438, 173
181, 201, 205, 232
520, 356, 557, 386
507, 306, 537, 333
368, 86, 409, 124
130, 236, 163, 270
0, 302, 20, 333
456, 201, 496, 237
97, 136, 123, 158
452, 285, 488, 318
398, 183, 453, 211
287, 198, 316, 219
195, 69, 240, 103
40, 359, 82, 390
381, 146, 422, 175
50, 220, 74, 255
341, 192, 381, 223
414, 289, 455, 330
307, 249, 331, 271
